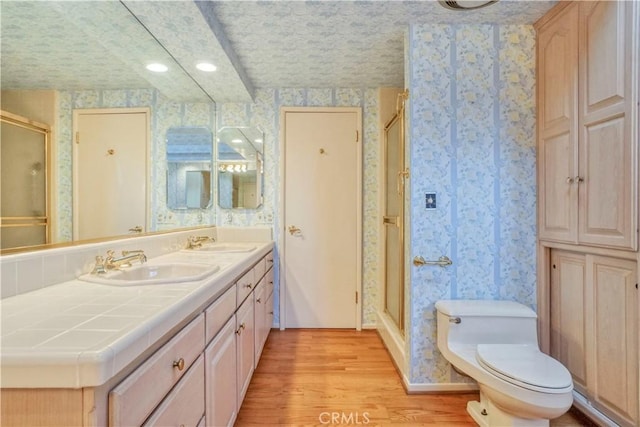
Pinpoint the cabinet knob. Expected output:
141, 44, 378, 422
257, 298, 262, 303
566, 177, 574, 184
172, 358, 185, 371
575, 176, 584, 183
245, 283, 253, 289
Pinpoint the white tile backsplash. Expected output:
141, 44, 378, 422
16, 258, 44, 294
0, 226, 274, 300
0, 260, 17, 298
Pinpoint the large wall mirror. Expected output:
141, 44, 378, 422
166, 127, 213, 210
0, 1, 215, 253
217, 127, 264, 210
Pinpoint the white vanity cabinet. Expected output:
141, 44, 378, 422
0, 244, 275, 427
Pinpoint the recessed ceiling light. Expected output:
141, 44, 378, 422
439, 0, 498, 10
196, 62, 217, 72
231, 139, 243, 144
254, 138, 263, 144
146, 63, 168, 72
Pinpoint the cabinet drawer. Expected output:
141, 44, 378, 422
266, 268, 274, 298
253, 257, 266, 282
142, 355, 205, 427
236, 268, 255, 306
265, 250, 274, 272
205, 285, 237, 343
109, 315, 205, 427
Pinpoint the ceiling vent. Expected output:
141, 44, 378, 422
439, 0, 498, 10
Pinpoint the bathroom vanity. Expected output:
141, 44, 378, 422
0, 227, 274, 426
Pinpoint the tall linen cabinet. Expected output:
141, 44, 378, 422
536, 1, 639, 426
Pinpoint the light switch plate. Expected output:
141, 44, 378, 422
425, 193, 436, 209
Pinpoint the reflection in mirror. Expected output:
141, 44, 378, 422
166, 127, 213, 210
0, 111, 51, 250
0, 1, 216, 254
217, 127, 264, 209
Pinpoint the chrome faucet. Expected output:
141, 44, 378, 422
97, 249, 147, 271
186, 235, 215, 249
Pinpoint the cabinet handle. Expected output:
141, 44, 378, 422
257, 298, 262, 303
575, 176, 584, 183
566, 177, 574, 184
236, 322, 246, 335
269, 311, 274, 315
172, 358, 185, 371
244, 283, 253, 289
267, 259, 274, 264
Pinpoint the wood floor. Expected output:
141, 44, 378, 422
236, 329, 594, 426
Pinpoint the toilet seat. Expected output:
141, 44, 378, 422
476, 344, 573, 394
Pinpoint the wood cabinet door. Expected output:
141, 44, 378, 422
205, 317, 238, 427
254, 279, 267, 365
537, 4, 579, 243
236, 295, 255, 406
587, 255, 638, 426
577, 1, 637, 250
550, 250, 588, 394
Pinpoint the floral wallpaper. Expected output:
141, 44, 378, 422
407, 24, 537, 384
55, 89, 216, 241
216, 88, 380, 327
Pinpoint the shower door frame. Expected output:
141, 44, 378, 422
0, 110, 51, 250
382, 90, 409, 334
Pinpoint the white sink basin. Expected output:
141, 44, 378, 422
183, 243, 257, 253
79, 263, 220, 286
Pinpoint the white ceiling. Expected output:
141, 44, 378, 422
1, 0, 557, 104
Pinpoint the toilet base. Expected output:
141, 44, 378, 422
467, 397, 550, 427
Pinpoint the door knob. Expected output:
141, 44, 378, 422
288, 225, 301, 235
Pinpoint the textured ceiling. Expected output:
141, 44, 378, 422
1, 0, 557, 104
209, 0, 557, 89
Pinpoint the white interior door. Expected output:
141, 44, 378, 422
282, 108, 362, 329
73, 109, 148, 240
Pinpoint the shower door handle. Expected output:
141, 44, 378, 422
413, 255, 452, 267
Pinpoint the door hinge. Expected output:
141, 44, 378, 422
75, 131, 80, 144
356, 130, 359, 142
355, 291, 359, 304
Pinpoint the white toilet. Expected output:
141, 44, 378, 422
435, 300, 573, 427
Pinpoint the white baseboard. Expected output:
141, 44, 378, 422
402, 379, 478, 394
362, 323, 377, 330
572, 391, 618, 427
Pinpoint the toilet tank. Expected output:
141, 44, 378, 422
435, 300, 539, 349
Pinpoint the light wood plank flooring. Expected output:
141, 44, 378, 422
236, 329, 594, 426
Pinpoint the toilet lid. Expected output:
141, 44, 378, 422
476, 344, 573, 393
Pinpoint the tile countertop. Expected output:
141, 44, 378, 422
0, 241, 274, 389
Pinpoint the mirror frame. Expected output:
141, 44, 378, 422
216, 126, 265, 210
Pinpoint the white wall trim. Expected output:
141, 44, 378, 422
402, 380, 478, 394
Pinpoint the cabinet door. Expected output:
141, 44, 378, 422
205, 316, 238, 427
236, 295, 255, 406
254, 279, 267, 365
587, 256, 638, 426
577, 1, 637, 250
537, 4, 579, 243
550, 250, 588, 394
